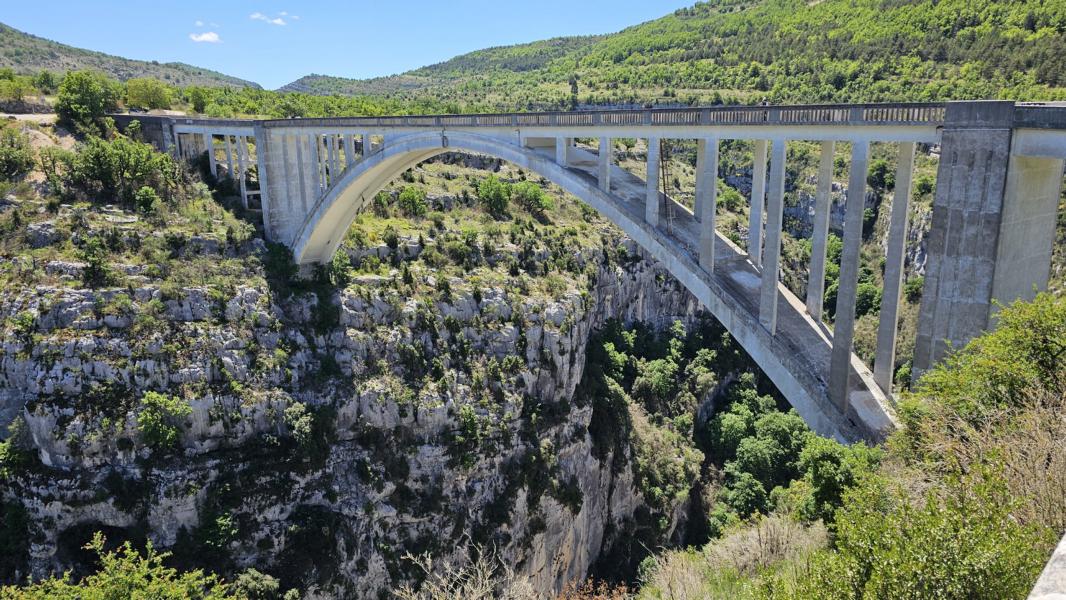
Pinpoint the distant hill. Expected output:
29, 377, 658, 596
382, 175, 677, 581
0, 22, 259, 88
279, 35, 601, 97
280, 0, 1066, 110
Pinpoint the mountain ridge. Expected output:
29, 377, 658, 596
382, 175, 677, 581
278, 0, 1066, 109
0, 21, 260, 89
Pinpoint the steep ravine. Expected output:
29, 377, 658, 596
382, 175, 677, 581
0, 232, 702, 597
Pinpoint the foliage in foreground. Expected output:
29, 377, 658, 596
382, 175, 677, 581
636, 293, 1066, 599
0, 533, 235, 599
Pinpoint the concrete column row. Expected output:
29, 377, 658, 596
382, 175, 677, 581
623, 132, 922, 411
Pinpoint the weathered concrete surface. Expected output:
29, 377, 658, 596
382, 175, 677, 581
991, 153, 1066, 310
1030, 534, 1066, 600
914, 101, 1015, 376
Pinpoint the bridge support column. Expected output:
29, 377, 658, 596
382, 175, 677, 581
759, 139, 788, 333
362, 133, 372, 156
829, 140, 870, 411
874, 142, 915, 394
343, 135, 355, 168
556, 137, 567, 166
224, 135, 234, 179
992, 154, 1065, 307
253, 125, 272, 237
203, 133, 217, 177
697, 137, 719, 271
598, 137, 611, 192
749, 140, 768, 268
295, 134, 313, 212
806, 140, 835, 322
646, 137, 661, 228
913, 101, 1054, 378
330, 137, 338, 180
236, 135, 249, 209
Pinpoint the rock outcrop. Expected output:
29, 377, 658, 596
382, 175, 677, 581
0, 236, 699, 596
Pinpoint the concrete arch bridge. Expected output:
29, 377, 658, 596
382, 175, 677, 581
116, 101, 1066, 443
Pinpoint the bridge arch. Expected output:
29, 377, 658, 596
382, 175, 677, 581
289, 130, 886, 442
294, 131, 636, 265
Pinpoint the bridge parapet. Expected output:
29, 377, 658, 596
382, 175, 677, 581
249, 102, 946, 130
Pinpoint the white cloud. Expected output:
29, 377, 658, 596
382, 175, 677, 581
250, 12, 286, 25
279, 11, 287, 15
194, 20, 204, 27
291, 15, 300, 20
189, 31, 221, 43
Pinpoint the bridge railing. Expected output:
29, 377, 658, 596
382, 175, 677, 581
246, 102, 947, 130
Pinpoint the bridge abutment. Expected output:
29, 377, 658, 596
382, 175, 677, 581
915, 101, 1064, 377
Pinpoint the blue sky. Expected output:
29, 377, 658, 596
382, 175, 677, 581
4, 1, 694, 89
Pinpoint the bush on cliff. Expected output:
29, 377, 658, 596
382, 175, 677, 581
0, 532, 236, 599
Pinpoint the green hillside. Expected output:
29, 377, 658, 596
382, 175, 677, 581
0, 22, 259, 89
282, 0, 1066, 110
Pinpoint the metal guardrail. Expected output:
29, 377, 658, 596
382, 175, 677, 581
250, 102, 948, 129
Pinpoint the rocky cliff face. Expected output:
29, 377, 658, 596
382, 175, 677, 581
0, 233, 699, 597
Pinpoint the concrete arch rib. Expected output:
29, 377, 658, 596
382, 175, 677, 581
291, 130, 894, 443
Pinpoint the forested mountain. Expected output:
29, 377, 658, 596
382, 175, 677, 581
283, 0, 1066, 110
0, 22, 259, 89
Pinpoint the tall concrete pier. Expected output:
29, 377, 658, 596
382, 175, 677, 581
915, 101, 1066, 376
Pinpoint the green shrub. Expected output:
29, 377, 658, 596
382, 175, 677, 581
78, 236, 118, 289
781, 472, 1052, 600
796, 436, 881, 524
903, 276, 924, 303
133, 185, 161, 214
284, 403, 315, 448
55, 70, 122, 135
64, 136, 179, 206
477, 175, 510, 217
0, 127, 34, 181
136, 392, 192, 451
908, 292, 1065, 425
511, 181, 553, 217
126, 78, 172, 110
397, 185, 428, 217
854, 282, 882, 317
0, 531, 237, 598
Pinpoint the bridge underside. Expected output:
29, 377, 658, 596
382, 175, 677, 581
273, 130, 895, 442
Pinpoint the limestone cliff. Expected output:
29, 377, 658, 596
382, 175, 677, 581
0, 231, 699, 597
